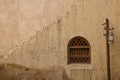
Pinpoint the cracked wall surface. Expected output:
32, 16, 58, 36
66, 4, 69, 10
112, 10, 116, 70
0, 0, 74, 56
0, 0, 120, 80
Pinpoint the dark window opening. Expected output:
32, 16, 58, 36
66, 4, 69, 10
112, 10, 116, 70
67, 36, 91, 64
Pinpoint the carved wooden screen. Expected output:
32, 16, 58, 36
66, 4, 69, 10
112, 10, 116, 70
67, 36, 91, 64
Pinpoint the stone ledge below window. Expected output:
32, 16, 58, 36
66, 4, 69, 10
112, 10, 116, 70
66, 64, 92, 69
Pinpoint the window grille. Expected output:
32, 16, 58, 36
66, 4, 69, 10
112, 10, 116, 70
67, 36, 91, 64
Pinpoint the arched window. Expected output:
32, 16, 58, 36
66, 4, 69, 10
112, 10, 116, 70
67, 36, 91, 64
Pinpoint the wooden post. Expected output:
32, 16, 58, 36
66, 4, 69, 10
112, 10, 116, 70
105, 18, 111, 80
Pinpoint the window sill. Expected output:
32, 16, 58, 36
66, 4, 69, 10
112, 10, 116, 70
66, 64, 92, 69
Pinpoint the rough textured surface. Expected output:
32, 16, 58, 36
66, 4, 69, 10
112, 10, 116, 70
0, 0, 120, 80
0, 63, 69, 80
0, 0, 74, 55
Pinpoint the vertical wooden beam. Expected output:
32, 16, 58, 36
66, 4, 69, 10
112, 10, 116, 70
106, 18, 111, 80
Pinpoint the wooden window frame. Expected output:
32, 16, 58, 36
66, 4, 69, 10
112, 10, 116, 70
67, 36, 91, 64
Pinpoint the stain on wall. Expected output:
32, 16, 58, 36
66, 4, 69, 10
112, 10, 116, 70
0, 0, 74, 56
0, 0, 120, 80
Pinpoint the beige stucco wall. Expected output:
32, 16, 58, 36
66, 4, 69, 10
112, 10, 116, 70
0, 0, 120, 80
0, 0, 74, 56
111, 0, 120, 80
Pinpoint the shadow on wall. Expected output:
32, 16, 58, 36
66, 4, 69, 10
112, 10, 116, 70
0, 63, 70, 80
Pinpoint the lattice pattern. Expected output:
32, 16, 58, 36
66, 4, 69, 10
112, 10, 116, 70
69, 48, 90, 63
69, 38, 89, 47
68, 37, 90, 64
70, 57, 90, 63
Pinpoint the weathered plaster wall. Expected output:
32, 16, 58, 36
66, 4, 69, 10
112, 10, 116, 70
1, 0, 120, 80
0, 63, 69, 80
0, 0, 19, 55
110, 0, 120, 80
0, 0, 74, 56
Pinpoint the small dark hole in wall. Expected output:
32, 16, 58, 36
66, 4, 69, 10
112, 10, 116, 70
58, 19, 61, 23
25, 68, 29, 71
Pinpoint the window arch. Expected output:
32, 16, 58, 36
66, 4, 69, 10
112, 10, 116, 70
67, 36, 91, 64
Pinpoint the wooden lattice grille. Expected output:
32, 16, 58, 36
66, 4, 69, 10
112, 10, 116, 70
68, 37, 90, 64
